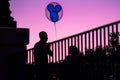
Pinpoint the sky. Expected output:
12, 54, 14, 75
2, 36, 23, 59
10, 0, 120, 49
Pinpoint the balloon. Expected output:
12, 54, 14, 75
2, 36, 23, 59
45, 2, 63, 23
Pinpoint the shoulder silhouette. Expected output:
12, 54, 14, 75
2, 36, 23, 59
33, 31, 53, 80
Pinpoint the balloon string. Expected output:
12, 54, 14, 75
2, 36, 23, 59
54, 23, 57, 40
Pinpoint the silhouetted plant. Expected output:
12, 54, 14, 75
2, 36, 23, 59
105, 32, 120, 63
109, 32, 120, 48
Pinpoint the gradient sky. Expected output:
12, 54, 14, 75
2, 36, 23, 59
10, 0, 120, 49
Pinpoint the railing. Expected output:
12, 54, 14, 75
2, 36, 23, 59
27, 20, 120, 64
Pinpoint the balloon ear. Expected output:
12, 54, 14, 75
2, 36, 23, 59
47, 4, 54, 12
55, 5, 62, 12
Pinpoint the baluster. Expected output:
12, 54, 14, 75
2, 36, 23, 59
88, 32, 90, 49
81, 35, 83, 52
104, 27, 106, 47
92, 31, 94, 50
100, 28, 102, 46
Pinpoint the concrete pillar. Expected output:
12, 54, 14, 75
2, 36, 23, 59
0, 27, 29, 80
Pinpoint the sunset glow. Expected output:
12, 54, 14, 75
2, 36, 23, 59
10, 0, 120, 49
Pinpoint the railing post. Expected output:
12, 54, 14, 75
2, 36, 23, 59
27, 20, 120, 64
81, 35, 83, 52
92, 31, 94, 50
103, 27, 106, 47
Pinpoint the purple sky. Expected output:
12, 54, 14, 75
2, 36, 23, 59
10, 0, 120, 49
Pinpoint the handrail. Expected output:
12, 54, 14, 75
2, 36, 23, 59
27, 20, 120, 64
50, 20, 120, 44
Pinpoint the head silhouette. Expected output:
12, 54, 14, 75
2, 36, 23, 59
69, 46, 80, 56
39, 31, 48, 42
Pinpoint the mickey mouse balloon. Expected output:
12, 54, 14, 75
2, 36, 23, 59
45, 2, 63, 23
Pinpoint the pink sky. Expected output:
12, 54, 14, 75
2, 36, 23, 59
10, 0, 120, 49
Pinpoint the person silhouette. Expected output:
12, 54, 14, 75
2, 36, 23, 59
33, 31, 53, 80
62, 45, 84, 80
64, 45, 83, 64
